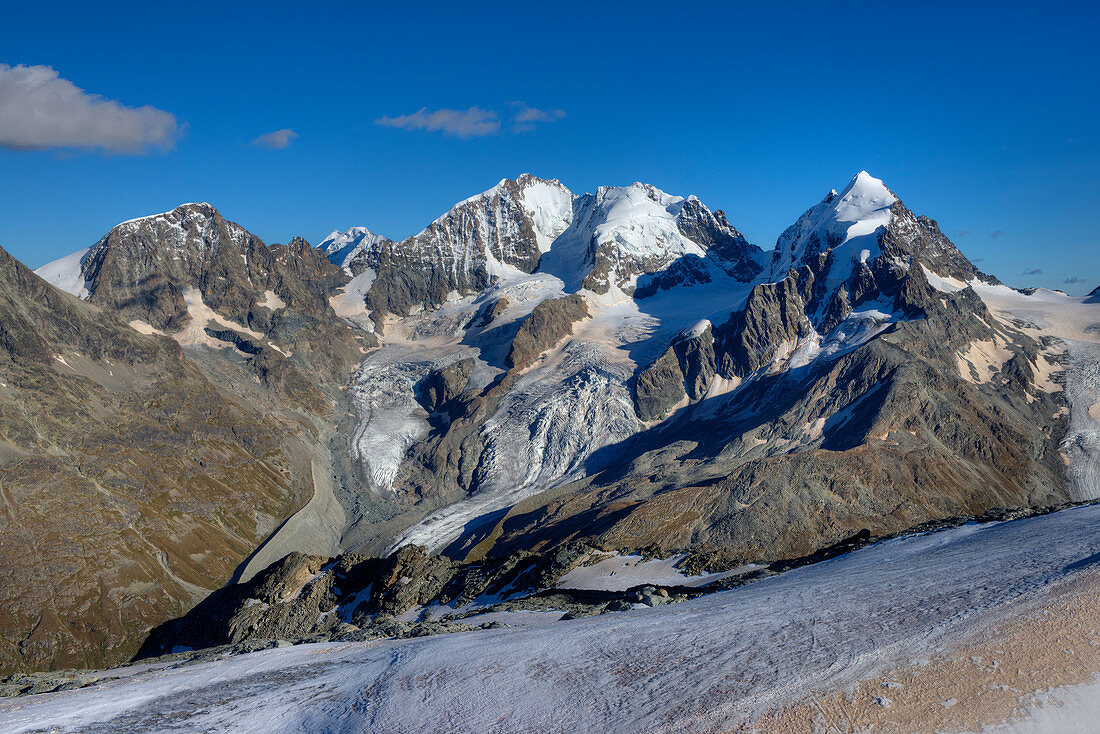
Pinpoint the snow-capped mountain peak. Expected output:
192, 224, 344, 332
319, 226, 393, 272
411, 173, 575, 252
537, 181, 764, 294
36, 203, 241, 299
771, 171, 898, 278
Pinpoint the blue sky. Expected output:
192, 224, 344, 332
1, 1, 1097, 293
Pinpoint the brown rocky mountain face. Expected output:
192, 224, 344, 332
0, 245, 324, 674
76, 205, 372, 399
0, 207, 376, 676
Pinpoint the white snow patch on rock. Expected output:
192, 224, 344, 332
557, 553, 761, 591
34, 247, 92, 299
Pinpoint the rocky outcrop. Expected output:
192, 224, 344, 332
506, 294, 589, 369
675, 197, 763, 281
718, 270, 813, 378
136, 541, 612, 657
418, 358, 476, 414
634, 347, 686, 421
633, 324, 717, 421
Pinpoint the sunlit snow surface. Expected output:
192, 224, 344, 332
6, 504, 1100, 734
771, 170, 897, 281
33, 247, 92, 298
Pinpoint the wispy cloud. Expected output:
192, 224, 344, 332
1023, 267, 1042, 276
0, 64, 180, 154
971, 257, 985, 263
376, 102, 566, 138
510, 101, 565, 133
990, 230, 1005, 239
956, 230, 970, 239
375, 107, 500, 138
1065, 276, 1086, 285
252, 128, 298, 149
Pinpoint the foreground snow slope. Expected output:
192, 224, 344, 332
6, 503, 1099, 734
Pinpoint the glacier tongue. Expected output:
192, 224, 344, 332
386, 339, 639, 554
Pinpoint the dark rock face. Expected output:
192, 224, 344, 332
418, 359, 476, 414
81, 203, 259, 330
76, 205, 369, 393
881, 204, 998, 287
675, 198, 764, 281
633, 326, 717, 421
634, 347, 686, 421
634, 256, 712, 299
506, 294, 589, 370
718, 271, 813, 378
0, 245, 325, 676
367, 262, 490, 324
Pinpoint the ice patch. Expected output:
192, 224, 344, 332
260, 290, 286, 311
556, 553, 761, 591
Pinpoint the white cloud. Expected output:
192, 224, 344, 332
0, 64, 180, 153
252, 128, 298, 149
375, 107, 500, 138
510, 102, 566, 132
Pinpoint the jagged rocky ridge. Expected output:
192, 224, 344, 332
322, 174, 766, 322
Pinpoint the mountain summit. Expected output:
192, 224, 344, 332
322, 174, 765, 324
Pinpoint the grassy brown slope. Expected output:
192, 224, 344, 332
0, 246, 319, 674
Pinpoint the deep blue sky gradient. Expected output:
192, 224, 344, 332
1, 1, 1097, 292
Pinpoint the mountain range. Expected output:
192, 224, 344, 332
3, 171, 1095, 675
